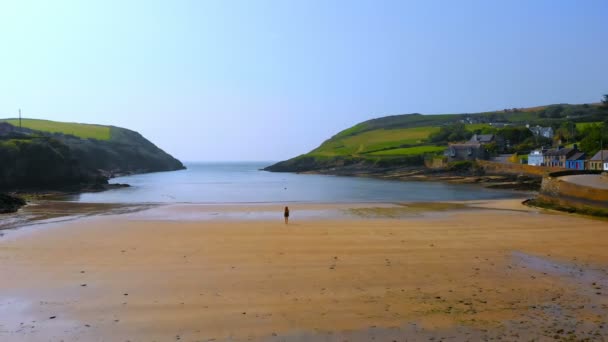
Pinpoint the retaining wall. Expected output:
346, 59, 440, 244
538, 174, 608, 210
476, 160, 563, 177
424, 157, 448, 169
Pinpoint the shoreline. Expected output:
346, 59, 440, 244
1, 200, 607, 341
288, 165, 542, 191
1, 198, 534, 232
0, 183, 131, 214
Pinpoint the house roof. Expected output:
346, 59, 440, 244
545, 147, 575, 157
567, 152, 586, 161
470, 134, 495, 143
589, 150, 608, 161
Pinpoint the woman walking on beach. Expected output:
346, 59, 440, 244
284, 206, 290, 225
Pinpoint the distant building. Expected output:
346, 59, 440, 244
588, 150, 608, 171
470, 134, 494, 144
469, 134, 505, 151
444, 134, 507, 161
565, 152, 586, 170
444, 142, 486, 162
0, 122, 15, 136
528, 125, 554, 139
528, 149, 546, 166
543, 146, 577, 168
460, 116, 480, 124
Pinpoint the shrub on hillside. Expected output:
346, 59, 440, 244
429, 123, 473, 143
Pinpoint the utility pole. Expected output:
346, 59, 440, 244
571, 122, 575, 146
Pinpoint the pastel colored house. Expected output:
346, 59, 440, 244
543, 147, 577, 168
565, 152, 586, 170
528, 149, 546, 166
588, 150, 608, 171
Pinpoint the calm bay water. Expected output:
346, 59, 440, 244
74, 162, 519, 204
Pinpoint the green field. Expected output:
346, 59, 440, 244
0, 118, 111, 140
367, 145, 445, 156
311, 126, 440, 157
576, 122, 603, 130
267, 102, 608, 171
310, 123, 492, 158
465, 123, 492, 131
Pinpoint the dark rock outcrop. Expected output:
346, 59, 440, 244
0, 193, 26, 214
0, 122, 185, 192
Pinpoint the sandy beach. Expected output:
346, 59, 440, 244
1, 199, 607, 341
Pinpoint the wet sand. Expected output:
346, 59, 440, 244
1, 199, 607, 341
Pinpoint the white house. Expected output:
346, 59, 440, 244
528, 149, 545, 166
527, 125, 554, 139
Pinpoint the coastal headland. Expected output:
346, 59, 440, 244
1, 199, 607, 341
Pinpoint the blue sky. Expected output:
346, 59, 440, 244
1, 0, 606, 161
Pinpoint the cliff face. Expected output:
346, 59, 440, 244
0, 193, 26, 214
0, 135, 103, 190
0, 121, 185, 191
62, 126, 185, 176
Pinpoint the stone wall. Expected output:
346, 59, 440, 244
476, 160, 563, 177
424, 157, 448, 169
538, 175, 608, 210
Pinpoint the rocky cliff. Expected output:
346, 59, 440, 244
0, 120, 185, 191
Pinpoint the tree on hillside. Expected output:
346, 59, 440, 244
483, 142, 498, 156
473, 127, 497, 135
545, 105, 565, 118
579, 124, 608, 156
496, 126, 533, 148
554, 121, 579, 144
428, 123, 473, 143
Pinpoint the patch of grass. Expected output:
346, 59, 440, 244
367, 145, 445, 156
1, 119, 111, 140
465, 123, 492, 131
332, 123, 370, 139
576, 122, 602, 130
525, 198, 608, 218
312, 126, 441, 157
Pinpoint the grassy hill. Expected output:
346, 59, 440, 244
0, 118, 111, 140
0, 119, 185, 191
265, 103, 607, 172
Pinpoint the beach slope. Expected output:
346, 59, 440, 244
0, 200, 607, 341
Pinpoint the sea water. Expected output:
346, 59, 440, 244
74, 162, 520, 204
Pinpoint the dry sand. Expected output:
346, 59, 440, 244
1, 199, 607, 341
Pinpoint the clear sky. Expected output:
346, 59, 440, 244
1, 0, 606, 161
